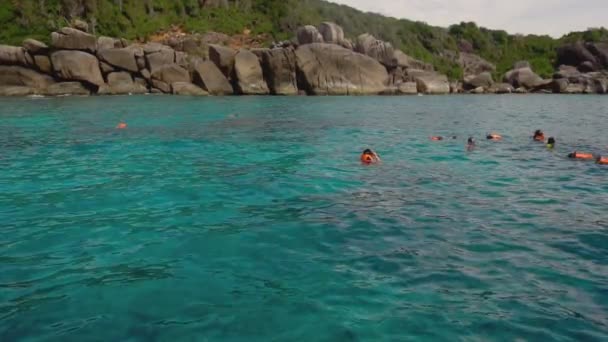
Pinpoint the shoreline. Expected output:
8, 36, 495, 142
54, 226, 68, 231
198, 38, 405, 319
1, 23, 607, 98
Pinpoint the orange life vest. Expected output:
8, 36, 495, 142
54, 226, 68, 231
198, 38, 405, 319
570, 152, 594, 160
534, 135, 545, 142
597, 156, 608, 165
361, 154, 374, 164
116, 122, 127, 129
431, 136, 443, 141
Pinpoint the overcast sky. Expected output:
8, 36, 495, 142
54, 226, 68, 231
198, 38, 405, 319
328, 0, 607, 37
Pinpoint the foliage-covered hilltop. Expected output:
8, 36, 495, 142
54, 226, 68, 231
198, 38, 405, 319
1, 0, 607, 80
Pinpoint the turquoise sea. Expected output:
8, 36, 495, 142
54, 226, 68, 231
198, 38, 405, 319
1, 95, 607, 341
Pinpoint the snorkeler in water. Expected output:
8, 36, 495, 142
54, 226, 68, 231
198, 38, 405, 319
568, 151, 594, 160
533, 130, 545, 142
467, 137, 476, 151
360, 149, 381, 164
486, 133, 502, 141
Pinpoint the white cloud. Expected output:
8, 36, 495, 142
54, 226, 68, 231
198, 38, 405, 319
327, 0, 607, 37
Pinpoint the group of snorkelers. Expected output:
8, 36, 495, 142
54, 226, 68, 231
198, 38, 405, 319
361, 129, 608, 165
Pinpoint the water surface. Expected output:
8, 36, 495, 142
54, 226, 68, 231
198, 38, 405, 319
1, 95, 607, 341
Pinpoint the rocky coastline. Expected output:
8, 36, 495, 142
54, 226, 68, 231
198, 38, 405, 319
1, 22, 607, 97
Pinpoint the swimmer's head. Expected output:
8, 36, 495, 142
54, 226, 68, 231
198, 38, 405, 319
468, 137, 475, 145
363, 149, 373, 155
534, 129, 543, 136
568, 152, 576, 159
547, 137, 555, 148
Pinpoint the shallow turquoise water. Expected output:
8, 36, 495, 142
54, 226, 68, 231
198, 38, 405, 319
1, 95, 608, 341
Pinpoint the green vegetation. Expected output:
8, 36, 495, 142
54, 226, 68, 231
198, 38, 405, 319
1, 0, 606, 80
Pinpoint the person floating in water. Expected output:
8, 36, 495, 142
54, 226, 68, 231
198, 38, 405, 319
568, 151, 594, 160
596, 156, 608, 165
360, 149, 381, 164
486, 133, 502, 141
467, 137, 476, 151
430, 136, 444, 141
116, 122, 127, 129
546, 137, 556, 149
533, 129, 545, 142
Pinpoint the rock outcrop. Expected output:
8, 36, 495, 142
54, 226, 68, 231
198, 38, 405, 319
45, 82, 90, 96
151, 64, 191, 84
458, 52, 495, 77
98, 71, 147, 95
296, 26, 324, 45
415, 73, 450, 94
503, 64, 546, 90
234, 49, 269, 95
392, 50, 433, 71
171, 82, 208, 96
463, 72, 494, 91
318, 22, 345, 45
146, 48, 176, 74
355, 34, 395, 67
0, 45, 32, 66
98, 48, 139, 72
209, 44, 236, 79
261, 48, 298, 95
23, 39, 48, 55
51, 50, 105, 87
33, 55, 52, 74
193, 60, 233, 95
0, 65, 55, 89
51, 27, 97, 52
295, 43, 388, 95
557, 41, 608, 71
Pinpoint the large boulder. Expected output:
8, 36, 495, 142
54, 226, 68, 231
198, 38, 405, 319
98, 48, 138, 72
33, 55, 52, 74
415, 73, 450, 94
489, 83, 514, 94
503, 67, 545, 89
151, 79, 171, 93
233, 49, 269, 95
146, 49, 176, 74
51, 27, 97, 52
556, 41, 608, 71
98, 71, 147, 95
318, 22, 344, 45
392, 50, 433, 71
51, 50, 105, 87
554, 65, 581, 81
463, 72, 494, 90
209, 44, 236, 79
261, 48, 298, 95
0, 65, 55, 90
193, 60, 233, 95
0, 86, 36, 96
397, 82, 418, 95
22, 39, 48, 54
355, 34, 395, 67
151, 64, 190, 84
458, 52, 495, 76
296, 26, 324, 45
0, 45, 31, 66
171, 82, 208, 96
97, 36, 122, 51
295, 43, 388, 95
44, 82, 90, 96
586, 42, 608, 69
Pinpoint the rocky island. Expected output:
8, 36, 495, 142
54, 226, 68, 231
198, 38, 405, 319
0, 3, 607, 97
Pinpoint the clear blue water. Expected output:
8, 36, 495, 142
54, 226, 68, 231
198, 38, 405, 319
1, 95, 608, 341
